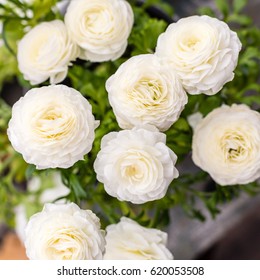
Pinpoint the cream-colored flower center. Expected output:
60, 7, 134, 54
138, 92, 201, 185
83, 7, 112, 34
46, 232, 80, 260
32, 104, 76, 140
128, 78, 166, 109
119, 150, 154, 184
123, 164, 142, 179
176, 24, 214, 55
220, 131, 250, 163
181, 35, 201, 50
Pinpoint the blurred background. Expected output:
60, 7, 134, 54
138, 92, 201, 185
0, 0, 260, 260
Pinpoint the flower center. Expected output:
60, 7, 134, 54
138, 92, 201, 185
187, 37, 199, 48
220, 131, 249, 162
122, 163, 143, 181
118, 150, 154, 184
83, 7, 112, 35
32, 104, 75, 140
125, 165, 137, 176
181, 35, 201, 51
46, 233, 79, 260
85, 10, 101, 29
128, 78, 165, 109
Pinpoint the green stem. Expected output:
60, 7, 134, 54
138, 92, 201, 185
2, 20, 16, 57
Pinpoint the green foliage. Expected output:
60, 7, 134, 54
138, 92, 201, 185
31, 0, 59, 22
128, 0, 174, 18
0, 43, 18, 91
128, 6, 167, 55
2, 19, 24, 54
215, 0, 229, 17
233, 0, 247, 14
166, 117, 192, 158
0, 100, 27, 226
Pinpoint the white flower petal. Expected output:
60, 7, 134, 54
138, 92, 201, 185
104, 217, 173, 260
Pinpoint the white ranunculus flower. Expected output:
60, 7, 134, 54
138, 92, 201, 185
106, 54, 188, 131
17, 20, 79, 85
156, 15, 242, 95
192, 104, 260, 185
64, 0, 134, 62
104, 217, 173, 260
7, 85, 99, 169
24, 203, 105, 260
94, 126, 179, 204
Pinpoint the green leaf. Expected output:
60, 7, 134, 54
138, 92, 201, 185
70, 174, 87, 199
6, 0, 25, 9
129, 9, 167, 55
205, 198, 221, 218
154, 2, 174, 18
241, 95, 260, 106
31, 0, 58, 23
0, 46, 17, 90
198, 96, 222, 116
25, 164, 36, 180
191, 209, 206, 222
233, 0, 248, 14
172, 118, 190, 132
197, 6, 216, 17
215, 0, 229, 17
227, 14, 252, 26
2, 19, 24, 55
152, 208, 170, 228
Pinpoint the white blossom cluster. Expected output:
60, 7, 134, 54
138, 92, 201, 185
7, 0, 256, 261
17, 0, 134, 85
